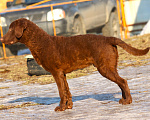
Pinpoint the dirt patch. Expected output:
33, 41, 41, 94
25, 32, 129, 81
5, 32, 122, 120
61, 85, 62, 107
0, 102, 41, 110
118, 34, 150, 68
0, 34, 150, 85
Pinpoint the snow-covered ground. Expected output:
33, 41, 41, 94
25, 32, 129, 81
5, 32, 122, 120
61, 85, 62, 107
0, 65, 150, 120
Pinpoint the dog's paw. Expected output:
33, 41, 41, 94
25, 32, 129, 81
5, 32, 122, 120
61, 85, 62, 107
66, 100, 73, 109
66, 104, 73, 109
119, 98, 132, 105
55, 102, 73, 111
54, 106, 66, 111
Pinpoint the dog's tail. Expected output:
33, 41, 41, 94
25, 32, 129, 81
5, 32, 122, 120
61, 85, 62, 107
108, 37, 149, 56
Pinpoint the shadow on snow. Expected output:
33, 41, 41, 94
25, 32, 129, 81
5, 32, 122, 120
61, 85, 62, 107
8, 93, 121, 105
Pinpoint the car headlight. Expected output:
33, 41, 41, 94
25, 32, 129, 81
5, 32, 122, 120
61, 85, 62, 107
47, 9, 65, 21
0, 17, 7, 27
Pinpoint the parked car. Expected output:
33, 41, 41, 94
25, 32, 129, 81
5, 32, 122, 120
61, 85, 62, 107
0, 0, 119, 75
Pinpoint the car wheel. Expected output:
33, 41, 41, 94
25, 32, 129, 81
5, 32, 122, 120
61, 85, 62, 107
102, 11, 120, 38
72, 18, 86, 35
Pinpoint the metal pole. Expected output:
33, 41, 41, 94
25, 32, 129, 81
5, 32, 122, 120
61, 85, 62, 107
120, 0, 129, 39
0, 16, 7, 59
51, 5, 56, 36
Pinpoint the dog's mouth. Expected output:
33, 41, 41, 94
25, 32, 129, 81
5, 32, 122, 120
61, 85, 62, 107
0, 37, 16, 45
6, 41, 16, 45
9, 41, 15, 44
0, 37, 3, 43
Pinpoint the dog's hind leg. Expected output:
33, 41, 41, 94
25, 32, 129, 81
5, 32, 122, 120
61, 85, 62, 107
95, 45, 132, 104
97, 64, 132, 105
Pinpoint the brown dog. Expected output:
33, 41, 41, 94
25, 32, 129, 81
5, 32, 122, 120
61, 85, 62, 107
0, 18, 149, 111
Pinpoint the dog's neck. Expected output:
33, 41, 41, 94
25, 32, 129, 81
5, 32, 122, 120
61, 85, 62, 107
20, 22, 53, 51
18, 21, 57, 64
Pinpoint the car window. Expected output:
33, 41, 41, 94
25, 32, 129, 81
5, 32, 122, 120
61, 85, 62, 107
13, 0, 25, 5
25, 0, 43, 4
13, 0, 43, 5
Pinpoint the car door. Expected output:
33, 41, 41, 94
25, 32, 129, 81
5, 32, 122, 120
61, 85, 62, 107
76, 0, 96, 30
94, 0, 107, 27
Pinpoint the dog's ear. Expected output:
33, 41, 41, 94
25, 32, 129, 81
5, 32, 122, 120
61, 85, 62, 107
15, 26, 24, 38
15, 19, 27, 38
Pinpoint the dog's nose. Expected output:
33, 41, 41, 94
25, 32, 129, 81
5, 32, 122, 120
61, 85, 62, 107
0, 37, 3, 43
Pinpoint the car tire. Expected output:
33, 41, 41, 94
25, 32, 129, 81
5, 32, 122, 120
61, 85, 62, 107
72, 18, 86, 35
102, 11, 120, 38
27, 58, 51, 76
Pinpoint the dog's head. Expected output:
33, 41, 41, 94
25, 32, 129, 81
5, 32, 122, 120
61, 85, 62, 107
0, 18, 27, 45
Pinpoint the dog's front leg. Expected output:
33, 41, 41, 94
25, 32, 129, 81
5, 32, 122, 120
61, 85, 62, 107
63, 74, 73, 109
53, 71, 68, 111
